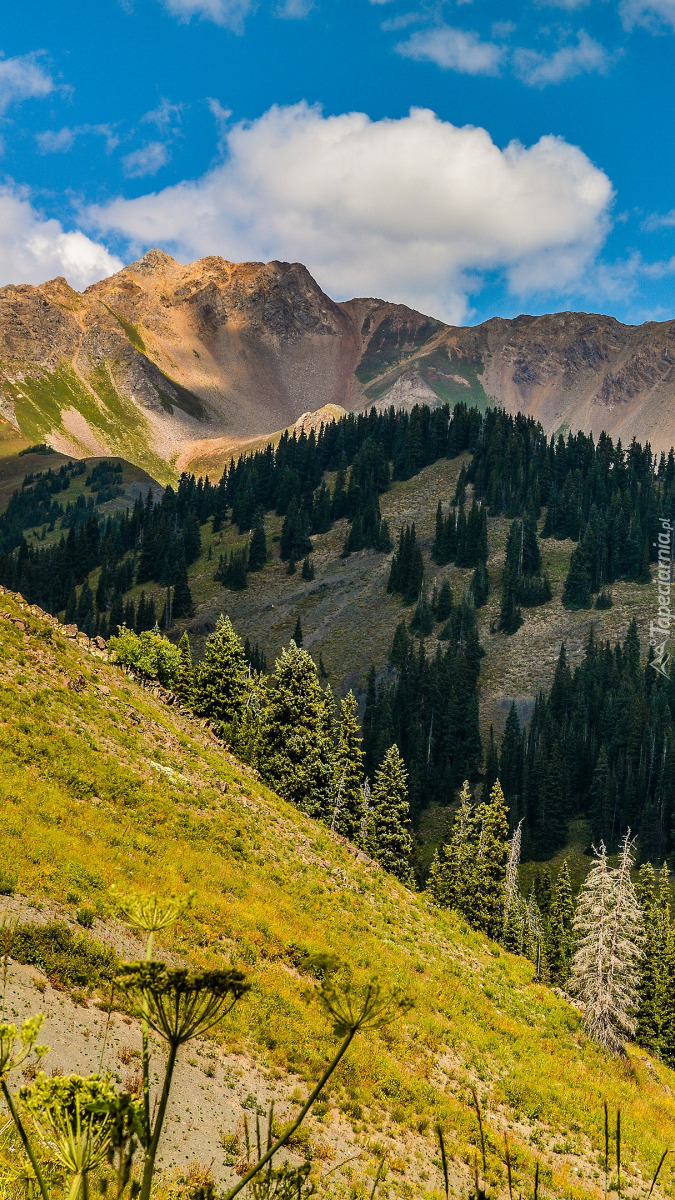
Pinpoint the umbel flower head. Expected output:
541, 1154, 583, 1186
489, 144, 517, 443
0, 1016, 47, 1079
19, 1073, 131, 1175
116, 962, 249, 1046
317, 978, 413, 1038
110, 888, 196, 936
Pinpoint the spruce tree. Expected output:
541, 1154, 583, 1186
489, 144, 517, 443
330, 691, 365, 842
435, 579, 453, 622
293, 615, 303, 647
472, 780, 510, 940
428, 781, 476, 912
248, 511, 268, 571
301, 556, 315, 581
192, 614, 250, 734
563, 542, 593, 608
367, 744, 415, 885
175, 631, 194, 702
547, 861, 574, 986
172, 555, 194, 619
258, 643, 333, 819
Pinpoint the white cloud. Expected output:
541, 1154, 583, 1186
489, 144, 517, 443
620, 0, 675, 26
36, 127, 76, 153
86, 103, 613, 323
396, 25, 505, 74
122, 140, 170, 177
161, 0, 254, 31
0, 52, 53, 114
0, 185, 122, 289
514, 30, 611, 85
276, 0, 313, 16
36, 124, 119, 155
142, 98, 183, 132
643, 209, 675, 231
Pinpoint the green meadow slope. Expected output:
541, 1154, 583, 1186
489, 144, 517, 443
1, 588, 675, 1198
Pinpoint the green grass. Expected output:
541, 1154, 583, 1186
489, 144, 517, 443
0, 363, 174, 486
103, 305, 147, 353
2, 589, 675, 1198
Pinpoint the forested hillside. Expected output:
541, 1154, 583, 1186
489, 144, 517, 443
2, 588, 675, 1198
1, 403, 674, 874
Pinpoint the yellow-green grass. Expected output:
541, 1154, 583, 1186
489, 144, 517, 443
0, 415, 31, 459
1, 590, 675, 1198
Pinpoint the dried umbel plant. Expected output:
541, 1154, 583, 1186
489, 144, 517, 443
317, 978, 413, 1038
223, 976, 413, 1200
0, 1016, 50, 1200
109, 888, 196, 1158
116, 962, 249, 1200
109, 888, 195, 955
20, 1073, 141, 1200
0, 1016, 47, 1080
115, 963, 249, 1046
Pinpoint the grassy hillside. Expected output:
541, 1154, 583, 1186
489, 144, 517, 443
1, 588, 675, 1198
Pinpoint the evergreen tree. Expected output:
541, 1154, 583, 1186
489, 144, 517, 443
175, 631, 194, 702
172, 555, 194, 619
293, 615, 303, 647
258, 643, 333, 819
547, 861, 574, 986
428, 781, 476, 912
471, 780, 510, 939
571, 834, 643, 1051
410, 590, 434, 637
499, 568, 522, 635
192, 614, 250, 734
367, 744, 414, 885
301, 556, 315, 581
471, 560, 489, 608
563, 542, 593, 608
248, 511, 268, 571
636, 862, 671, 1056
435, 579, 453, 622
330, 692, 365, 842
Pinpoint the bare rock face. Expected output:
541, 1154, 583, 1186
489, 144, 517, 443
2, 250, 675, 479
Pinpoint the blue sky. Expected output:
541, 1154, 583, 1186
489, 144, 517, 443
1, 0, 675, 324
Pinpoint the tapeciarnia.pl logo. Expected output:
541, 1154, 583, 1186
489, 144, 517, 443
650, 517, 673, 678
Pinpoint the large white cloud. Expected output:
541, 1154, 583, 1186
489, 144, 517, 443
86, 103, 613, 323
0, 186, 123, 290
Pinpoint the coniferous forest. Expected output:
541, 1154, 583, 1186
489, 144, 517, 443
3, 401, 675, 870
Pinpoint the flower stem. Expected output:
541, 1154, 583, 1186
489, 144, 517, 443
139, 1039, 178, 1200
223, 1029, 356, 1200
1, 1077, 51, 1200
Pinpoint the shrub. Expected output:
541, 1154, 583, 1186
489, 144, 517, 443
9, 920, 117, 989
76, 905, 96, 929
0, 869, 17, 895
109, 625, 182, 689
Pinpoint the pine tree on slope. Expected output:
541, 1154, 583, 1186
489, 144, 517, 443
367, 744, 414, 886
258, 643, 333, 820
428, 780, 476, 912
192, 614, 250, 734
471, 780, 510, 940
330, 691, 365, 842
546, 861, 574, 986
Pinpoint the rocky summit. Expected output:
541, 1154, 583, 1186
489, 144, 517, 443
2, 250, 675, 481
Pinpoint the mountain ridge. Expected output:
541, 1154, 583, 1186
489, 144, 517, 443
2, 251, 675, 481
